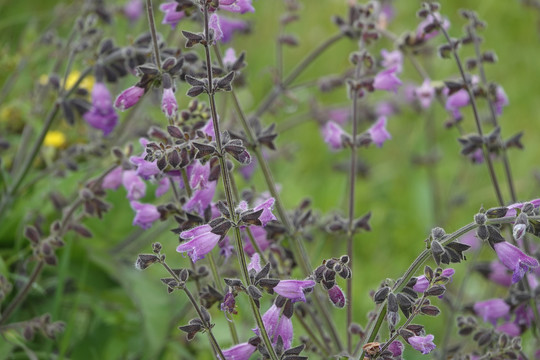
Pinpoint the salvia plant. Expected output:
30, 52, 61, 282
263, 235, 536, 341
2, 0, 540, 359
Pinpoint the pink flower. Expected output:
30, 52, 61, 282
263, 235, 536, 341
124, 0, 143, 22
415, 79, 435, 109
159, 1, 185, 28
176, 224, 221, 262
494, 86, 509, 115
219, 16, 249, 43
130, 138, 160, 179
373, 66, 402, 93
209, 13, 223, 43
184, 181, 217, 215
161, 88, 178, 120
253, 197, 277, 227
413, 268, 455, 293
220, 0, 255, 14
244, 226, 270, 256
381, 49, 403, 73
102, 166, 123, 190
222, 342, 256, 360
273, 280, 315, 302
490, 240, 539, 284
408, 334, 436, 354
445, 89, 469, 120
368, 117, 391, 147
474, 298, 510, 324
254, 304, 293, 349
321, 121, 346, 150
131, 201, 160, 229
247, 253, 262, 272
114, 86, 144, 111
328, 285, 346, 308
122, 170, 146, 201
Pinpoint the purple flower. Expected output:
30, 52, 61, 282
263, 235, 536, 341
373, 66, 402, 93
496, 322, 521, 337
375, 101, 396, 117
328, 285, 346, 308
273, 280, 315, 302
223, 48, 238, 66
220, 0, 255, 14
159, 1, 185, 28
122, 170, 146, 201
368, 117, 391, 147
84, 82, 119, 136
488, 261, 513, 287
505, 198, 540, 217
124, 0, 143, 22
408, 334, 436, 354
381, 49, 403, 73
494, 86, 509, 115
254, 197, 277, 227
255, 304, 293, 349
445, 89, 469, 120
219, 16, 249, 43
189, 161, 211, 190
413, 268, 455, 293
416, 13, 450, 41
209, 13, 223, 43
222, 342, 256, 360
458, 230, 481, 251
176, 224, 221, 262
327, 107, 350, 125
219, 235, 234, 258
388, 340, 404, 357
130, 138, 160, 179
220, 291, 237, 320
244, 226, 270, 256
155, 177, 170, 197
321, 121, 346, 150
130, 201, 160, 229
184, 181, 217, 215
114, 86, 144, 111
415, 79, 435, 109
161, 88, 178, 120
201, 119, 215, 139
474, 298, 510, 324
490, 240, 539, 283
247, 253, 262, 272
102, 166, 123, 190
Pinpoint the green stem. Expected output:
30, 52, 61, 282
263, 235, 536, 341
145, 0, 161, 70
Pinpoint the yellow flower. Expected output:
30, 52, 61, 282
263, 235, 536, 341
44, 131, 67, 148
65, 70, 95, 92
39, 74, 49, 86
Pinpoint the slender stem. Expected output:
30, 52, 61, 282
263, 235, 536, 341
253, 32, 345, 118
145, 0, 161, 70
0, 261, 44, 326
202, 7, 279, 359
160, 261, 224, 359
437, 20, 505, 206
295, 309, 331, 357
207, 252, 239, 344
181, 168, 192, 197
346, 60, 362, 354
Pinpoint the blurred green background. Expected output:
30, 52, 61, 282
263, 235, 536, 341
1, 0, 540, 358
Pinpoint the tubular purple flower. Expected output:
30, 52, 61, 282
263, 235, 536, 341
474, 298, 510, 324
273, 280, 315, 302
388, 340, 404, 357
415, 79, 435, 109
373, 66, 402, 93
368, 117, 391, 147
102, 166, 123, 190
222, 342, 256, 360
189, 161, 211, 190
209, 13, 223, 43
161, 88, 178, 120
445, 89, 469, 120
130, 138, 160, 180
490, 240, 539, 283
114, 85, 144, 111
408, 334, 436, 355
505, 198, 540, 217
494, 86, 509, 115
83, 82, 119, 136
244, 226, 270, 256
176, 224, 221, 262
155, 177, 170, 197
220, 0, 255, 14
184, 181, 217, 216
219, 16, 249, 43
122, 170, 146, 201
416, 13, 450, 41
223, 48, 238, 66
247, 253, 262, 272
488, 261, 513, 287
220, 291, 237, 320
496, 322, 521, 337
159, 1, 185, 28
254, 304, 294, 349
130, 201, 160, 229
413, 268, 455, 293
321, 121, 346, 150
381, 49, 403, 73
327, 285, 346, 308
254, 197, 277, 226
124, 0, 143, 22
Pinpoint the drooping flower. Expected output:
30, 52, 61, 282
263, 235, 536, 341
408, 334, 436, 355
494, 86, 509, 115
445, 89, 469, 120
209, 13, 223, 43
489, 239, 539, 283
388, 340, 404, 357
189, 161, 211, 190
327, 285, 346, 308
176, 224, 221, 262
413, 268, 455, 293
416, 13, 450, 41
473, 298, 510, 324
254, 304, 293, 349
221, 342, 256, 360
381, 49, 403, 73
159, 1, 185, 28
219, 16, 249, 43
273, 280, 315, 302
114, 85, 144, 111
84, 82, 119, 136
184, 181, 217, 215
220, 291, 237, 320
130, 138, 160, 180
102, 166, 123, 190
122, 170, 146, 201
247, 253, 262, 272
321, 121, 346, 150
161, 87, 178, 120
368, 117, 391, 147
475, 261, 512, 287
373, 66, 402, 93
415, 79, 435, 109
253, 197, 277, 227
220, 0, 255, 14
223, 48, 238, 66
130, 201, 160, 229
124, 0, 143, 22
